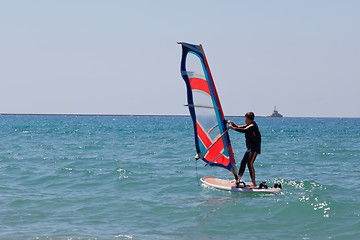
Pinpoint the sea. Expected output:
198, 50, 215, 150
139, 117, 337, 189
0, 114, 359, 240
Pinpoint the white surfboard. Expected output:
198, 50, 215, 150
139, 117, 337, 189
201, 177, 282, 194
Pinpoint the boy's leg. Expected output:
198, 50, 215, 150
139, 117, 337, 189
238, 151, 249, 181
247, 151, 258, 186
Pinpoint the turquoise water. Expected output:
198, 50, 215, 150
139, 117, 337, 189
0, 115, 359, 239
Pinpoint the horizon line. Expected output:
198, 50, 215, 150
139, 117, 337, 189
0, 113, 359, 119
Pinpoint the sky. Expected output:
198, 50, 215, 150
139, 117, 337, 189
1, 0, 359, 117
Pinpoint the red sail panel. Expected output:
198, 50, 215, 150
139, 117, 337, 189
196, 122, 230, 166
189, 78, 211, 96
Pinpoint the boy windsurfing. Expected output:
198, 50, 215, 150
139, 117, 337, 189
228, 112, 261, 187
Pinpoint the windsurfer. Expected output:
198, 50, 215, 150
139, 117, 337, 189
227, 112, 261, 187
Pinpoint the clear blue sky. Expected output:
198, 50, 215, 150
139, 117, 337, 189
1, 0, 359, 117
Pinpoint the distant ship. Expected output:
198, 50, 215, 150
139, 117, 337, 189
268, 106, 283, 117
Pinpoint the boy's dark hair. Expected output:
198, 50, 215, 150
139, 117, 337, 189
245, 112, 255, 121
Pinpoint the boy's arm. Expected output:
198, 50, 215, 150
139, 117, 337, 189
229, 123, 254, 133
227, 120, 246, 128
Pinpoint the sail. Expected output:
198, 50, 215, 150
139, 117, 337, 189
179, 42, 236, 173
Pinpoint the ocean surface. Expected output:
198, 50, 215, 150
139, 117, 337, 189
0, 115, 359, 240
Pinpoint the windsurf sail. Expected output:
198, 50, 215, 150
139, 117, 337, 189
179, 42, 237, 176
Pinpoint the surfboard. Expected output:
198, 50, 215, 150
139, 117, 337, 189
201, 177, 282, 194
